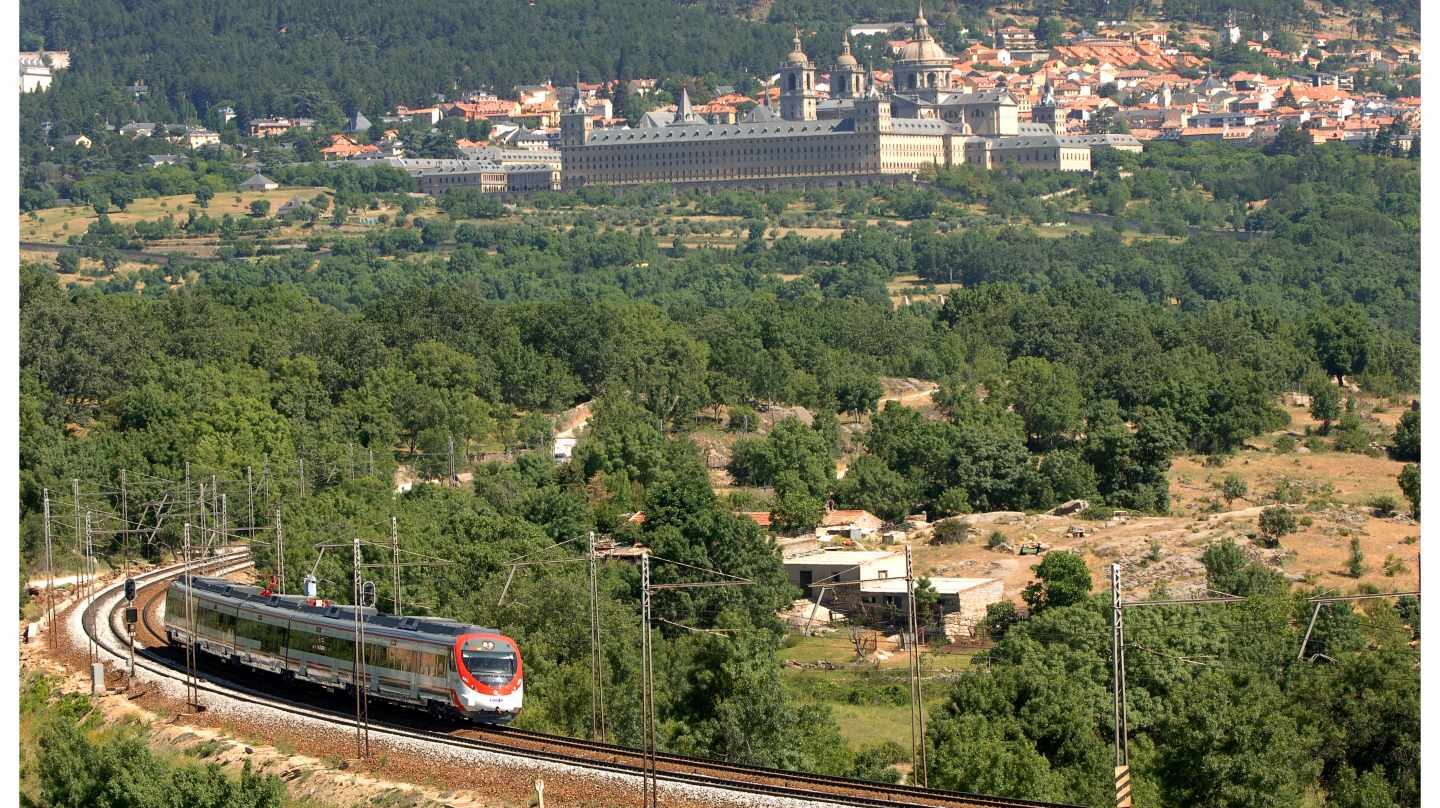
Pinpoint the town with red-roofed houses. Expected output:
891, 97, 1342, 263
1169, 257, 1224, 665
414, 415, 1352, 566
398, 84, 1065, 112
279, 3, 1420, 191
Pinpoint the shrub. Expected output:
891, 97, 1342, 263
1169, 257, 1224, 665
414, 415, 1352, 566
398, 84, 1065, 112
1367, 495, 1399, 517
726, 404, 759, 433
987, 529, 1007, 548
1271, 478, 1304, 504
1347, 536, 1366, 578
1219, 473, 1248, 506
980, 600, 1020, 639
934, 487, 972, 517
1257, 506, 1296, 547
1383, 554, 1408, 577
931, 520, 972, 545
1272, 435, 1297, 454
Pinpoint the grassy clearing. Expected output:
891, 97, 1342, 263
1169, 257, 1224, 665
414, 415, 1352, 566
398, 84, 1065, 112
20, 188, 331, 243
779, 647, 967, 750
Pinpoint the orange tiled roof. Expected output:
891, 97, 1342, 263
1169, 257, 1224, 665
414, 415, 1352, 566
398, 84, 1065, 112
739, 512, 772, 527
820, 509, 879, 527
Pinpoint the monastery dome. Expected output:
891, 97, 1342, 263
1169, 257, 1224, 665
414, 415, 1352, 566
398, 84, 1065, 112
786, 32, 809, 65
897, 38, 950, 63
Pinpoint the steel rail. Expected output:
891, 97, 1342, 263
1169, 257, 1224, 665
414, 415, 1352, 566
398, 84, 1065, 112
86, 561, 1083, 808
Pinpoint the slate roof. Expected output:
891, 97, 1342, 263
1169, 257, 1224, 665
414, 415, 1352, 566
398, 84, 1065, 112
740, 103, 782, 123
638, 109, 675, 128
1057, 133, 1142, 147
586, 118, 855, 144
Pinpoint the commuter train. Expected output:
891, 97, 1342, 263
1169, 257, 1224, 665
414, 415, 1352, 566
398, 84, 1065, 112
163, 575, 523, 723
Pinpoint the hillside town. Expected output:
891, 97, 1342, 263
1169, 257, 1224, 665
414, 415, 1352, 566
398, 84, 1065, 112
20, 8, 1421, 196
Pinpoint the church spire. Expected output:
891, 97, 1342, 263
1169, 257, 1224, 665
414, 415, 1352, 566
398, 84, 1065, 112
570, 72, 588, 114
674, 86, 696, 122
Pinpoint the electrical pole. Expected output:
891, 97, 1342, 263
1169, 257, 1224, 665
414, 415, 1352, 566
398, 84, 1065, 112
368, 447, 375, 478
1297, 591, 1419, 661
390, 516, 401, 616
1111, 564, 1132, 808
633, 554, 751, 808
904, 544, 928, 787
448, 435, 456, 479
119, 469, 129, 572
182, 523, 200, 712
298, 457, 305, 497
588, 531, 607, 742
198, 482, 208, 560
1298, 601, 1325, 662
348, 442, 354, 481
71, 479, 81, 595
85, 511, 95, 665
246, 466, 255, 539
639, 552, 656, 808
352, 537, 370, 759
274, 506, 286, 594
211, 475, 219, 553
43, 488, 54, 647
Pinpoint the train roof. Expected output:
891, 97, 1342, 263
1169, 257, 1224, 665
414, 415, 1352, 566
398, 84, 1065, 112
175, 575, 503, 640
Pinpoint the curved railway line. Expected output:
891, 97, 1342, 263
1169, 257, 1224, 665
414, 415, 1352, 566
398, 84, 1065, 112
81, 557, 1083, 808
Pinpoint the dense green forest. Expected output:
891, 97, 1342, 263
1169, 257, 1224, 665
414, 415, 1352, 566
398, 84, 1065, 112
19, 140, 1419, 804
934, 550, 1418, 806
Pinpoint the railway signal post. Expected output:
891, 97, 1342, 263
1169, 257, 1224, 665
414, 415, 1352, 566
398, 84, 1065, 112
124, 577, 138, 687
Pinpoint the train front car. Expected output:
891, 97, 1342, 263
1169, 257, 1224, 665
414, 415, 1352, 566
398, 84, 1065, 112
452, 632, 523, 722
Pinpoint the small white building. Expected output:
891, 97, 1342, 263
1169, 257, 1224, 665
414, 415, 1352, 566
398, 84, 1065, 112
18, 59, 52, 93
858, 576, 1004, 627
239, 172, 279, 191
784, 549, 905, 604
552, 436, 578, 462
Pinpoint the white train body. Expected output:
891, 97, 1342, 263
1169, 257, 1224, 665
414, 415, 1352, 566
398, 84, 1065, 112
164, 576, 523, 722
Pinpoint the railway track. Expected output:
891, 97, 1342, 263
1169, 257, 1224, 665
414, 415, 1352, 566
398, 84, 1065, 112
86, 559, 1082, 808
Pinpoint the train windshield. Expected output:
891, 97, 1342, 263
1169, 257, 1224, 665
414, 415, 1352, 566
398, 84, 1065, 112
461, 639, 516, 683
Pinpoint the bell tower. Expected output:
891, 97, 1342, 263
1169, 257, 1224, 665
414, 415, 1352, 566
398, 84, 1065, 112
560, 84, 592, 146
833, 34, 865, 99
853, 69, 891, 134
779, 30, 817, 121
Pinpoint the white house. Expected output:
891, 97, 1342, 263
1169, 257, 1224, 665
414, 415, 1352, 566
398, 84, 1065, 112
783, 549, 905, 604
239, 172, 279, 191
552, 436, 578, 462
